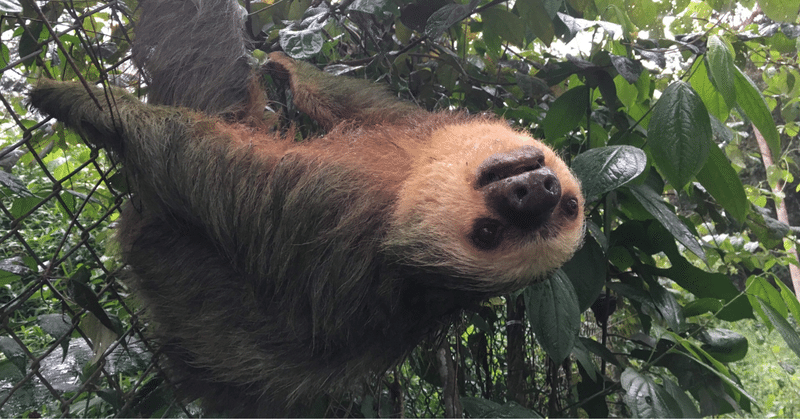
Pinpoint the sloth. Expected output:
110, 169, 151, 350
30, 0, 584, 415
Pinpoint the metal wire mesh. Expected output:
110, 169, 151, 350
0, 2, 195, 416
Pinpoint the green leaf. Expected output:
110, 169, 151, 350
628, 184, 706, 262
695, 140, 748, 221
38, 313, 72, 340
572, 145, 647, 202
682, 298, 723, 317
561, 236, 606, 312
757, 297, 800, 361
697, 328, 748, 363
425, 0, 478, 39
525, 270, 580, 362
776, 280, 800, 323
0, 0, 21, 13
760, 0, 800, 22
542, 84, 589, 142
673, 341, 760, 410
689, 60, 730, 122
645, 277, 686, 332
482, 7, 525, 48
571, 338, 598, 382
626, 0, 657, 30
517, 0, 555, 46
347, 0, 397, 15
69, 267, 121, 337
10, 196, 40, 219
734, 66, 780, 158
278, 7, 328, 59
661, 376, 702, 418
746, 275, 788, 327
39, 313, 72, 359
580, 336, 621, 366
705, 35, 737, 108
18, 21, 44, 67
610, 54, 644, 84
0, 336, 26, 375
0, 171, 34, 197
279, 27, 324, 59
621, 368, 684, 418
648, 81, 712, 190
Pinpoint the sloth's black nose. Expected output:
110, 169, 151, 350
477, 146, 562, 229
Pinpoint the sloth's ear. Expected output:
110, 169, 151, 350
266, 52, 421, 130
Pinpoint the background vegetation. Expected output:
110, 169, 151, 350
1, 0, 799, 416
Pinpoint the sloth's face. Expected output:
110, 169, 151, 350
388, 120, 585, 292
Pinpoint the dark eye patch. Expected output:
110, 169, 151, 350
470, 218, 504, 250
561, 195, 580, 218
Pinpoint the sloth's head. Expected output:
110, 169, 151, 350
387, 120, 585, 293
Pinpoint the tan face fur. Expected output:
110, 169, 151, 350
388, 119, 585, 292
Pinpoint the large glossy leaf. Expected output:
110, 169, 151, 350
481, 7, 525, 48
517, 0, 555, 46
425, 0, 478, 39
760, 0, 800, 22
628, 184, 705, 262
18, 21, 44, 67
705, 35, 736, 108
674, 338, 759, 411
613, 220, 747, 319
682, 298, 723, 318
757, 297, 800, 361
279, 8, 326, 59
0, 336, 26, 375
572, 145, 647, 202
734, 67, 780, 158
647, 81, 712, 190
580, 336, 621, 366
776, 280, 800, 324
621, 369, 684, 418
542, 84, 589, 142
38, 313, 71, 338
0, 0, 21, 13
610, 54, 644, 84
38, 313, 72, 358
661, 377, 701, 418
525, 270, 580, 363
0, 172, 34, 197
746, 275, 788, 328
695, 141, 748, 221
697, 328, 748, 363
689, 60, 730, 122
571, 339, 598, 382
347, 0, 397, 15
561, 236, 606, 312
645, 277, 686, 332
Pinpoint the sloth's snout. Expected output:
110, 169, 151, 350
477, 146, 562, 229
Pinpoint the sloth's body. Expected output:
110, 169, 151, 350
30, 1, 584, 415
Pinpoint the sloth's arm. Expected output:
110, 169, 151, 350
30, 80, 382, 274
266, 52, 421, 130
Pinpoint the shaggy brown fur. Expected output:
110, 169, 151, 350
30, 0, 585, 415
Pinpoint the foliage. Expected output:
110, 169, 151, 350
2, 0, 800, 417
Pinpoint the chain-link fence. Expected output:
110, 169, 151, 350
0, 2, 196, 416
1, 1, 612, 417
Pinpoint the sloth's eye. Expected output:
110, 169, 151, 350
562, 196, 580, 218
470, 218, 503, 250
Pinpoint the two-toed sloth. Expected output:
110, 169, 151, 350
30, 0, 584, 415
